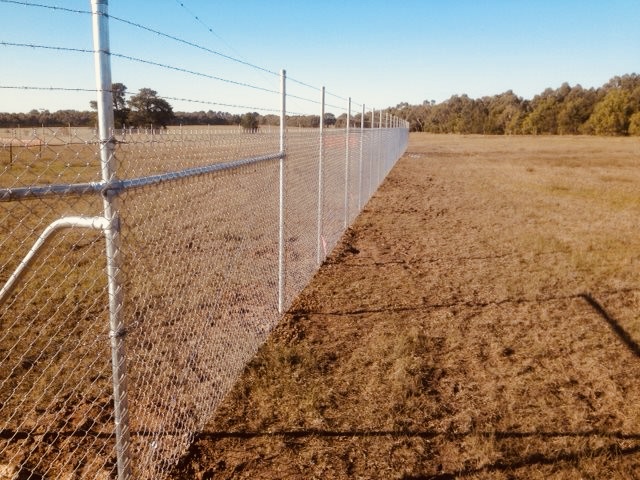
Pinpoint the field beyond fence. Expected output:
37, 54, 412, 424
166, 133, 640, 479
0, 122, 408, 479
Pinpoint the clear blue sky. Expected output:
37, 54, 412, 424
1, 0, 638, 115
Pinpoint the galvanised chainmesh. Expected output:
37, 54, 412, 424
0, 124, 408, 479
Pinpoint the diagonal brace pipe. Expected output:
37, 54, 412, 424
0, 215, 110, 305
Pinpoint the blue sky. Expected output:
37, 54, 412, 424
0, 0, 638, 115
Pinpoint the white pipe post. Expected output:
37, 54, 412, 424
358, 103, 364, 211
278, 69, 286, 314
370, 108, 375, 197
344, 97, 351, 229
316, 87, 325, 265
91, 1, 131, 479
378, 110, 383, 186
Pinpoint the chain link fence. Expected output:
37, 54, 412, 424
1, 122, 408, 478
1, 2, 408, 478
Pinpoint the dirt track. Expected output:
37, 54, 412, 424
171, 134, 640, 479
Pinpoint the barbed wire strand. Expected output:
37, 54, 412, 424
108, 14, 280, 78
1, 1, 364, 109
0, 0, 90, 16
0, 41, 281, 96
110, 52, 280, 95
160, 96, 280, 114
1, 40, 92, 54
0, 85, 99, 93
325, 90, 350, 102
172, 0, 249, 65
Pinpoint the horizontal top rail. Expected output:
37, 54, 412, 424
0, 150, 284, 202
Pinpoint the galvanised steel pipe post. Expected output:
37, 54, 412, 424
370, 108, 375, 198
278, 69, 286, 313
378, 110, 383, 187
344, 97, 351, 229
91, 1, 132, 478
316, 86, 325, 265
358, 103, 364, 211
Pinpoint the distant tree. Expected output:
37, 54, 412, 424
557, 85, 597, 134
323, 112, 337, 127
111, 83, 129, 128
127, 88, 174, 128
585, 89, 632, 135
89, 82, 130, 128
521, 88, 560, 134
483, 90, 525, 134
240, 112, 259, 131
628, 112, 640, 136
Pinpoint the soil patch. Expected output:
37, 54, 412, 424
170, 134, 640, 479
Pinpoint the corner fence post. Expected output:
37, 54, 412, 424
278, 69, 286, 314
344, 97, 351, 228
91, 1, 132, 479
316, 86, 325, 266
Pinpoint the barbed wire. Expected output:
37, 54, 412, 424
286, 93, 321, 106
325, 90, 350, 102
108, 14, 280, 79
110, 52, 280, 95
1, 1, 369, 112
172, 0, 248, 64
325, 102, 347, 111
159, 96, 280, 114
0, 40, 91, 54
0, 40, 281, 96
287, 77, 322, 92
0, 85, 99, 93
0, 0, 90, 15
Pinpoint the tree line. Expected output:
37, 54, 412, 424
388, 74, 640, 135
3, 74, 639, 135
0, 83, 341, 131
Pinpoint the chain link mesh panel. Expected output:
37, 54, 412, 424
1, 127, 118, 480
1, 125, 408, 479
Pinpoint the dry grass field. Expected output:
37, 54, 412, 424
170, 134, 640, 479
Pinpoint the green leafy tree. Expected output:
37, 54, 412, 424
483, 90, 524, 134
521, 89, 560, 134
127, 88, 174, 128
585, 89, 632, 135
557, 85, 597, 134
628, 112, 640, 136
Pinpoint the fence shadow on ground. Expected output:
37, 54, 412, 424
580, 293, 640, 358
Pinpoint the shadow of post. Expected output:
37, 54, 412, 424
580, 293, 640, 358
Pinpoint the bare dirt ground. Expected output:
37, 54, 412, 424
170, 134, 640, 479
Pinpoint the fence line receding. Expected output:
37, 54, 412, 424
0, 1, 409, 478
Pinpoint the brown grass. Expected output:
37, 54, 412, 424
170, 134, 640, 479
